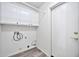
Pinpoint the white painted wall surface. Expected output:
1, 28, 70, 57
0, 25, 2, 56
0, 25, 37, 57
0, 25, 1, 31
0, 2, 2, 54
0, 2, 39, 57
1, 31, 36, 57
0, 3, 1, 32
37, 2, 58, 56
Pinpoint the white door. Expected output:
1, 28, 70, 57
52, 3, 79, 57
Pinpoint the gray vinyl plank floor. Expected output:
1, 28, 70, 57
11, 47, 47, 57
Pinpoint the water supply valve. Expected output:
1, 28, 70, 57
13, 32, 23, 41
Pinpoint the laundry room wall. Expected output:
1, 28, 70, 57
37, 2, 58, 56
0, 3, 1, 48
0, 25, 2, 56
0, 2, 39, 57
1, 25, 37, 57
0, 25, 1, 31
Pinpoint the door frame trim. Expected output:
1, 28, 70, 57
50, 2, 66, 11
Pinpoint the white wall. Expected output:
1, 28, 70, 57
0, 25, 2, 56
0, 27, 1, 56
0, 25, 37, 57
0, 4, 1, 32
0, 2, 39, 57
0, 25, 1, 32
37, 2, 58, 56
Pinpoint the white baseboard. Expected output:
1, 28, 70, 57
8, 46, 36, 57
37, 47, 50, 57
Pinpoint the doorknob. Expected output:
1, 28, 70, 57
71, 32, 79, 40
74, 32, 78, 40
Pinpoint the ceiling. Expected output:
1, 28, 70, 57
26, 2, 46, 8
